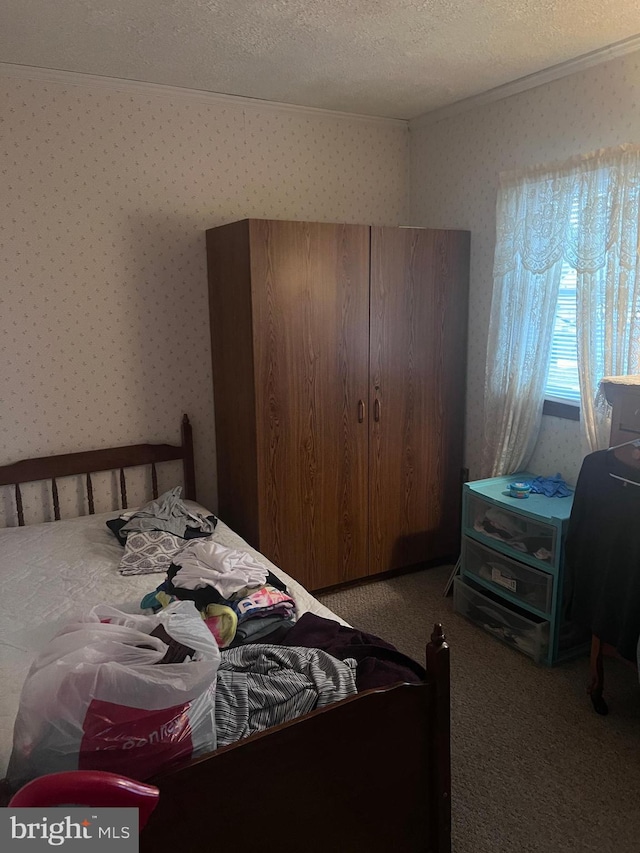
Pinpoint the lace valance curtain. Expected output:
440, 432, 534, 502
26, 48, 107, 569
483, 145, 640, 476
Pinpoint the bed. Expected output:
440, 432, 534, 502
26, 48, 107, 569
0, 416, 452, 853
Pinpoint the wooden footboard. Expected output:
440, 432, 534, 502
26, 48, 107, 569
141, 625, 451, 853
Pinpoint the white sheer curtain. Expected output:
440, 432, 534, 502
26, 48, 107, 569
573, 148, 640, 449
483, 167, 570, 475
483, 145, 640, 476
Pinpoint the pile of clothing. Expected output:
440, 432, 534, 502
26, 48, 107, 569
141, 538, 297, 649
105, 486, 426, 736
110, 486, 219, 576
108, 487, 297, 649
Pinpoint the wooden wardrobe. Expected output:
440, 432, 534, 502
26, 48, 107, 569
206, 218, 469, 591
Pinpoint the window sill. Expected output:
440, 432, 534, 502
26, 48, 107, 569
543, 399, 580, 421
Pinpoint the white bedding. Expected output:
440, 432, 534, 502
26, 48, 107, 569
0, 509, 347, 779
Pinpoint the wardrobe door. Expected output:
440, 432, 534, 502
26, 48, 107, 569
369, 227, 470, 574
250, 219, 370, 591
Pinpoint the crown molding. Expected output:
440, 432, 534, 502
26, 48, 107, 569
0, 62, 408, 128
410, 32, 640, 130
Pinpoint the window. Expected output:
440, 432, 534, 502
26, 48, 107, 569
485, 145, 640, 470
544, 261, 580, 405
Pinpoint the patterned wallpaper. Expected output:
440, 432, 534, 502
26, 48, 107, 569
409, 49, 640, 485
4, 50, 637, 526
0, 72, 408, 525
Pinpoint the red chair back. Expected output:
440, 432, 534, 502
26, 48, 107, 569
9, 771, 160, 831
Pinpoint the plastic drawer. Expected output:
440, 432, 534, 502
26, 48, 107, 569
462, 536, 553, 614
453, 576, 550, 663
464, 493, 557, 566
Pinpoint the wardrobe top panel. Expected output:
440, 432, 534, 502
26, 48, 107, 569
207, 217, 470, 235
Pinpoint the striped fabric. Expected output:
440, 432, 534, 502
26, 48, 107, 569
215, 645, 357, 747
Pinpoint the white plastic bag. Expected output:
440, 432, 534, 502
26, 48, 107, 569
8, 601, 220, 788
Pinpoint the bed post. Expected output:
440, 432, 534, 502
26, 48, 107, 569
181, 414, 197, 501
426, 623, 451, 853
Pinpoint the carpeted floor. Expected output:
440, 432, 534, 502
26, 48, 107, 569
318, 565, 640, 853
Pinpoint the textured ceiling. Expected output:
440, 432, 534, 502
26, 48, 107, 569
3, 0, 640, 119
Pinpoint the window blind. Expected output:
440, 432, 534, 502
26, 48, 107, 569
545, 262, 580, 403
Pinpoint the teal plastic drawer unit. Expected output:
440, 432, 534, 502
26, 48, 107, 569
454, 472, 586, 665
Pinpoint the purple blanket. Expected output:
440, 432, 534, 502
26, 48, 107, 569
261, 612, 426, 691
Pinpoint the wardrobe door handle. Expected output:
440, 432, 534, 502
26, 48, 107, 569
374, 398, 381, 422
358, 400, 365, 423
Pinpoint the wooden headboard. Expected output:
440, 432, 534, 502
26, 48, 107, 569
0, 414, 196, 526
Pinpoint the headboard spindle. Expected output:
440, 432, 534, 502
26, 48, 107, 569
119, 469, 127, 510
86, 472, 95, 515
15, 484, 24, 527
52, 478, 60, 521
